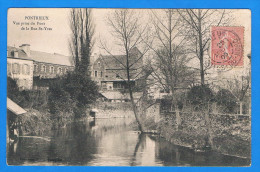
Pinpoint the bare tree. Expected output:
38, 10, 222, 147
144, 9, 195, 129
177, 9, 230, 85
100, 9, 150, 132
219, 74, 250, 114
69, 8, 95, 74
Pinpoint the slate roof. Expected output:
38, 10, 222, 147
30, 50, 74, 66
98, 47, 142, 70
7, 46, 74, 66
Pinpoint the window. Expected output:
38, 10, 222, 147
50, 66, 54, 74
34, 64, 38, 72
58, 67, 62, 74
12, 63, 20, 74
41, 65, 46, 72
100, 71, 103, 77
26, 65, 30, 75
98, 62, 101, 67
23, 64, 30, 75
95, 71, 97, 77
7, 63, 12, 75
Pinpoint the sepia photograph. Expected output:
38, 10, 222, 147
6, 8, 251, 166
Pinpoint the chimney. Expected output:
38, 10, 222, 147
14, 50, 18, 58
19, 44, 31, 57
90, 53, 99, 64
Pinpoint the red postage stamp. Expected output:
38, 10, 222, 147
211, 26, 244, 67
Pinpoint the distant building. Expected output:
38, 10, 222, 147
7, 46, 34, 90
7, 44, 74, 90
91, 47, 143, 91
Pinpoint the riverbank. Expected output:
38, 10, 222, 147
17, 102, 134, 136
93, 102, 134, 118
145, 111, 251, 159
17, 108, 85, 136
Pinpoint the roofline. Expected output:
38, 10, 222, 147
7, 56, 74, 67
34, 61, 74, 67
101, 79, 136, 82
7, 56, 33, 61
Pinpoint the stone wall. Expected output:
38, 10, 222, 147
94, 102, 134, 118
157, 111, 251, 158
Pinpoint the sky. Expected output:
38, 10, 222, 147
7, 8, 251, 60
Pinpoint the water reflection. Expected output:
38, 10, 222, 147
7, 118, 250, 166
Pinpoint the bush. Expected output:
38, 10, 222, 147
48, 71, 99, 118
8, 77, 48, 110
215, 89, 237, 113
7, 77, 26, 105
187, 85, 214, 107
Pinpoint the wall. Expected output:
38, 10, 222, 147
7, 58, 33, 90
94, 102, 134, 118
157, 112, 251, 158
91, 58, 105, 85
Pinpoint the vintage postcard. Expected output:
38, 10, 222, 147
6, 8, 251, 166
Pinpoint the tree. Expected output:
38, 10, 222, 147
69, 8, 95, 75
215, 89, 237, 113
142, 9, 196, 129
177, 9, 230, 85
148, 9, 195, 104
100, 9, 150, 132
220, 74, 250, 114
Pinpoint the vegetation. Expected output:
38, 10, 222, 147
187, 85, 214, 107
48, 72, 99, 118
215, 89, 237, 113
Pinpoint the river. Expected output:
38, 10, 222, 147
7, 118, 250, 166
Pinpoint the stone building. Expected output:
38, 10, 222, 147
91, 47, 143, 91
7, 45, 34, 90
7, 44, 74, 90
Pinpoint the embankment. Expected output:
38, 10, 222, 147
156, 112, 251, 158
93, 102, 134, 118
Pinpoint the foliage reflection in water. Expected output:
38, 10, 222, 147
7, 118, 250, 166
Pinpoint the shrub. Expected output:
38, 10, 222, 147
48, 71, 99, 118
7, 77, 26, 105
187, 85, 214, 107
215, 89, 237, 113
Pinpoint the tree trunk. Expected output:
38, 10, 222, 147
129, 87, 144, 132
240, 101, 243, 115
198, 10, 205, 86
204, 105, 213, 147
126, 52, 144, 133
175, 104, 180, 131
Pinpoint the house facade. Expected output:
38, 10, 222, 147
7, 44, 74, 90
7, 46, 34, 90
91, 47, 143, 91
